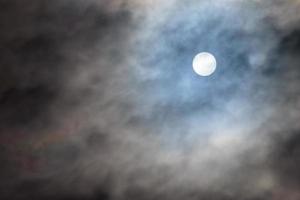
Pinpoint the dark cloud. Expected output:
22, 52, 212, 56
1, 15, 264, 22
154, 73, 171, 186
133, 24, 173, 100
0, 0, 132, 128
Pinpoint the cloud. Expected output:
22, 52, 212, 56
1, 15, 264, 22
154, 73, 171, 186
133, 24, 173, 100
0, 0, 300, 199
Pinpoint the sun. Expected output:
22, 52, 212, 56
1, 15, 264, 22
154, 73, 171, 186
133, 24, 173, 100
192, 52, 217, 76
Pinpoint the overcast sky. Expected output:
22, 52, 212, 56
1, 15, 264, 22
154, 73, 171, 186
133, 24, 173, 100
0, 0, 300, 199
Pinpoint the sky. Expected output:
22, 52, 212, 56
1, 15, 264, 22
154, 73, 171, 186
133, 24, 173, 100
0, 0, 300, 199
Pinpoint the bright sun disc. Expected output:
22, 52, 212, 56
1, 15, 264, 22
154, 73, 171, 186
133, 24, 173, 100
192, 52, 217, 76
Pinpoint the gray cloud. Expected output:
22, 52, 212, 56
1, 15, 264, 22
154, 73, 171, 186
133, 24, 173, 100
0, 0, 300, 199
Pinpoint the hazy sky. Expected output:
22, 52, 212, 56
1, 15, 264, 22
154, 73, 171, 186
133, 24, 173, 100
0, 0, 300, 199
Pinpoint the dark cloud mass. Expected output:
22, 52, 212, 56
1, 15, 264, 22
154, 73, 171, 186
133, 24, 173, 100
0, 0, 300, 199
